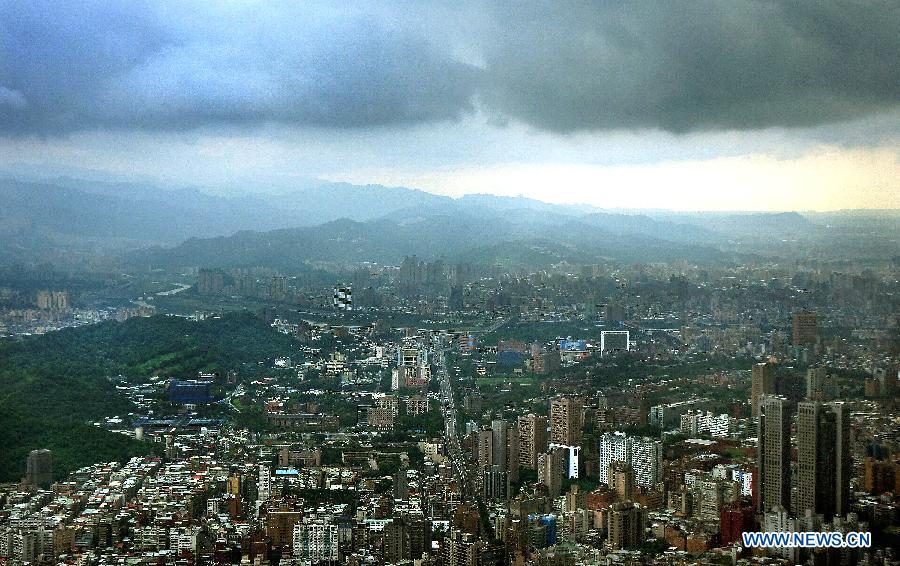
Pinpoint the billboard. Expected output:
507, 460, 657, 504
600, 330, 630, 354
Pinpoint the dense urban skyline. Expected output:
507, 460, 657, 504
0, 3, 897, 565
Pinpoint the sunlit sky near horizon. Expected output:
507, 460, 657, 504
1, 1, 898, 211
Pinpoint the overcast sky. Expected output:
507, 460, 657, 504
1, 1, 898, 210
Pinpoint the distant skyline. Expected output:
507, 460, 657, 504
1, 1, 898, 211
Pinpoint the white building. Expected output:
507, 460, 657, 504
598, 432, 629, 484
598, 432, 662, 487
649, 398, 707, 428
762, 507, 800, 562
293, 519, 339, 562
169, 527, 200, 552
712, 463, 753, 497
548, 443, 581, 479
258, 464, 271, 502
680, 410, 736, 437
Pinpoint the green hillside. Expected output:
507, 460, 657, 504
0, 311, 297, 481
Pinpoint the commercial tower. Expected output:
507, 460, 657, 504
476, 429, 493, 470
797, 401, 850, 518
608, 460, 635, 501
549, 396, 583, 446
517, 413, 548, 469
26, 449, 53, 487
537, 446, 567, 498
750, 361, 776, 418
607, 502, 645, 550
792, 311, 818, 348
756, 396, 790, 513
482, 465, 509, 500
491, 419, 509, 473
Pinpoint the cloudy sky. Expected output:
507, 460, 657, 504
1, 0, 898, 210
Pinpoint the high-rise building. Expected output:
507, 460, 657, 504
491, 419, 509, 473
720, 504, 755, 546
265, 502, 303, 549
384, 514, 430, 563
398, 255, 422, 298
537, 447, 567, 498
550, 396, 583, 446
598, 432, 662, 487
629, 437, 662, 488
806, 366, 826, 400
270, 276, 287, 300
227, 473, 241, 495
394, 346, 430, 390
258, 464, 271, 502
607, 502, 644, 550
518, 413, 548, 469
874, 366, 898, 397
292, 520, 338, 562
756, 396, 790, 513
792, 311, 818, 348
36, 291, 69, 311
805, 366, 840, 401
477, 429, 493, 470
531, 345, 561, 374
394, 468, 409, 500
863, 457, 900, 495
797, 402, 832, 517
197, 268, 225, 295
366, 395, 399, 431
51, 291, 69, 310
483, 465, 509, 500
697, 478, 729, 520
25, 449, 52, 487
750, 361, 776, 417
796, 401, 850, 518
448, 285, 464, 311
507, 424, 520, 482
599, 432, 631, 485
608, 460, 635, 502
35, 290, 51, 310
547, 444, 582, 479
406, 394, 429, 416
445, 530, 488, 566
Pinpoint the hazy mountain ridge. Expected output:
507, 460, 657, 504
0, 179, 285, 245
130, 211, 729, 270
1, 175, 896, 268
652, 211, 813, 237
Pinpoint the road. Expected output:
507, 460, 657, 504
156, 283, 193, 296
223, 384, 245, 413
481, 314, 517, 335
436, 344, 472, 499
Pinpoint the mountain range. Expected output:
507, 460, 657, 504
1, 175, 896, 270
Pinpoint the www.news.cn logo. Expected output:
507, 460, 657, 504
742, 531, 871, 549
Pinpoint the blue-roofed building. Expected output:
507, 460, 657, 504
497, 350, 525, 366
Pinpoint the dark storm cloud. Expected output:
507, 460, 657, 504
478, 1, 900, 132
0, 1, 480, 135
0, 0, 898, 136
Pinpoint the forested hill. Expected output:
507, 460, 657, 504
0, 312, 297, 482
